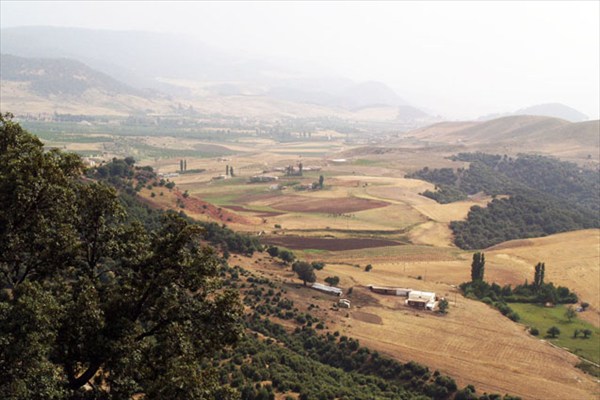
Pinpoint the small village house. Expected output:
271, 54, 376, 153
405, 290, 437, 310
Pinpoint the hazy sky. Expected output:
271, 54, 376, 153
1, 1, 599, 119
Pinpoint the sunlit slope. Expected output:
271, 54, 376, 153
309, 263, 598, 400
404, 115, 600, 162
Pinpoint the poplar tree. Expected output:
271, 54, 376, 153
470, 252, 485, 281
533, 262, 545, 289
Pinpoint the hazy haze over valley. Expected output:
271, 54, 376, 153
1, 1, 598, 120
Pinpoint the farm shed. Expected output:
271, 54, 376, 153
369, 285, 412, 296
311, 282, 343, 296
405, 291, 437, 310
338, 299, 351, 308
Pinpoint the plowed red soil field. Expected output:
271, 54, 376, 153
268, 195, 388, 214
224, 205, 285, 217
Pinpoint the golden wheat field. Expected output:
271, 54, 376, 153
236, 253, 599, 400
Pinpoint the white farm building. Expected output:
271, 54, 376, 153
369, 285, 411, 296
311, 282, 343, 296
405, 291, 437, 311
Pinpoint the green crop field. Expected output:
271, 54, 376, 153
510, 303, 600, 364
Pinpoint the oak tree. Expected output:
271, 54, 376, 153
292, 261, 316, 286
0, 114, 243, 399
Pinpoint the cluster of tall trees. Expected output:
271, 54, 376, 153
533, 262, 545, 288
461, 252, 578, 322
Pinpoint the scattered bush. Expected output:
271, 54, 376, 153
529, 327, 539, 336
547, 326, 560, 338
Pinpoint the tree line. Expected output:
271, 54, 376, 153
407, 152, 599, 249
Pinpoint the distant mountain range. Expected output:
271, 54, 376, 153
479, 103, 589, 123
1, 26, 593, 126
0, 26, 434, 122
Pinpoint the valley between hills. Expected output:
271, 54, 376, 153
33, 116, 597, 399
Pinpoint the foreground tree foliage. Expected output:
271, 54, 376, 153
0, 114, 243, 399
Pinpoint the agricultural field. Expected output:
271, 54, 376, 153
44, 131, 600, 399
234, 254, 598, 400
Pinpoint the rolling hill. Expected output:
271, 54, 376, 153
404, 115, 600, 161
513, 103, 589, 122
0, 53, 433, 122
485, 229, 600, 326
0, 54, 140, 96
0, 54, 175, 116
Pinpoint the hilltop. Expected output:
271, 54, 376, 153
480, 103, 589, 122
0, 54, 141, 97
0, 54, 172, 116
404, 115, 600, 162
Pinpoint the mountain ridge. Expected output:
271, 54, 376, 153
0, 26, 430, 118
479, 102, 589, 123
0, 53, 142, 97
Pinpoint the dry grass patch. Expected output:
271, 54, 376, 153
343, 300, 596, 400
408, 221, 455, 247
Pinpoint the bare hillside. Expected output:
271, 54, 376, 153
398, 115, 600, 162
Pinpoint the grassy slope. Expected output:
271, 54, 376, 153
509, 303, 600, 364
